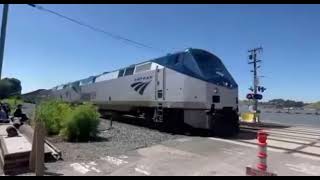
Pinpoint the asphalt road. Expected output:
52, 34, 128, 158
44, 124, 320, 176
2, 103, 320, 176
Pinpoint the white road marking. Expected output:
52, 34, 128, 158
176, 138, 193, 142
91, 167, 102, 173
70, 161, 101, 174
81, 163, 90, 169
208, 137, 283, 153
70, 163, 90, 174
209, 136, 320, 163
135, 165, 150, 175
286, 163, 320, 175
88, 161, 97, 166
101, 156, 129, 166
292, 152, 320, 161
222, 148, 245, 155
119, 155, 128, 159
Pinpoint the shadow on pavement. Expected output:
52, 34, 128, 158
240, 122, 291, 129
44, 171, 64, 176
231, 130, 257, 140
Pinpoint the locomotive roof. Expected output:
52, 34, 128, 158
53, 49, 187, 88
53, 48, 237, 89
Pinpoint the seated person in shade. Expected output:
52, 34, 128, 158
13, 104, 29, 122
0, 107, 9, 123
2, 103, 10, 119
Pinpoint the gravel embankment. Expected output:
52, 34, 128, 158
22, 103, 184, 162
48, 119, 184, 162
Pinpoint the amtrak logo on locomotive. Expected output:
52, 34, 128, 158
134, 76, 153, 82
131, 76, 153, 95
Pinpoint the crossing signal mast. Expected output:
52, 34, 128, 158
247, 47, 266, 122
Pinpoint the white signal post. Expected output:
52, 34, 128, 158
248, 47, 263, 123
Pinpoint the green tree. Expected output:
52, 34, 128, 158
267, 99, 305, 108
309, 102, 320, 113
0, 78, 22, 99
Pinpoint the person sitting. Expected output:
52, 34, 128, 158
2, 103, 10, 119
13, 104, 29, 122
0, 107, 9, 123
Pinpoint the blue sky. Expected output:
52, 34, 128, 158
1, 4, 320, 102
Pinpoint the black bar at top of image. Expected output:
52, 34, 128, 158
2, 0, 318, 4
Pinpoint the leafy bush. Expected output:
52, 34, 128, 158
60, 103, 100, 142
35, 100, 72, 135
35, 100, 100, 141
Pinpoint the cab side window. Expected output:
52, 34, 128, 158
135, 63, 152, 74
124, 67, 135, 76
118, 69, 125, 77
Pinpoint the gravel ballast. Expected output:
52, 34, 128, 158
47, 117, 185, 162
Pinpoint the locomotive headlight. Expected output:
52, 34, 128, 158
213, 88, 219, 94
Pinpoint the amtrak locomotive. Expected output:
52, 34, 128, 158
49, 48, 239, 136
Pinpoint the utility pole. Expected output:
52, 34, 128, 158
248, 47, 263, 122
0, 4, 9, 80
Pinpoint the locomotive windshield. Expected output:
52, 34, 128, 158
190, 49, 238, 88
152, 48, 237, 89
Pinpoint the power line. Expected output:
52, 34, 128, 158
27, 4, 166, 53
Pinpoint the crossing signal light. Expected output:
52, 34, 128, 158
247, 93, 254, 100
247, 93, 263, 100
254, 94, 263, 100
